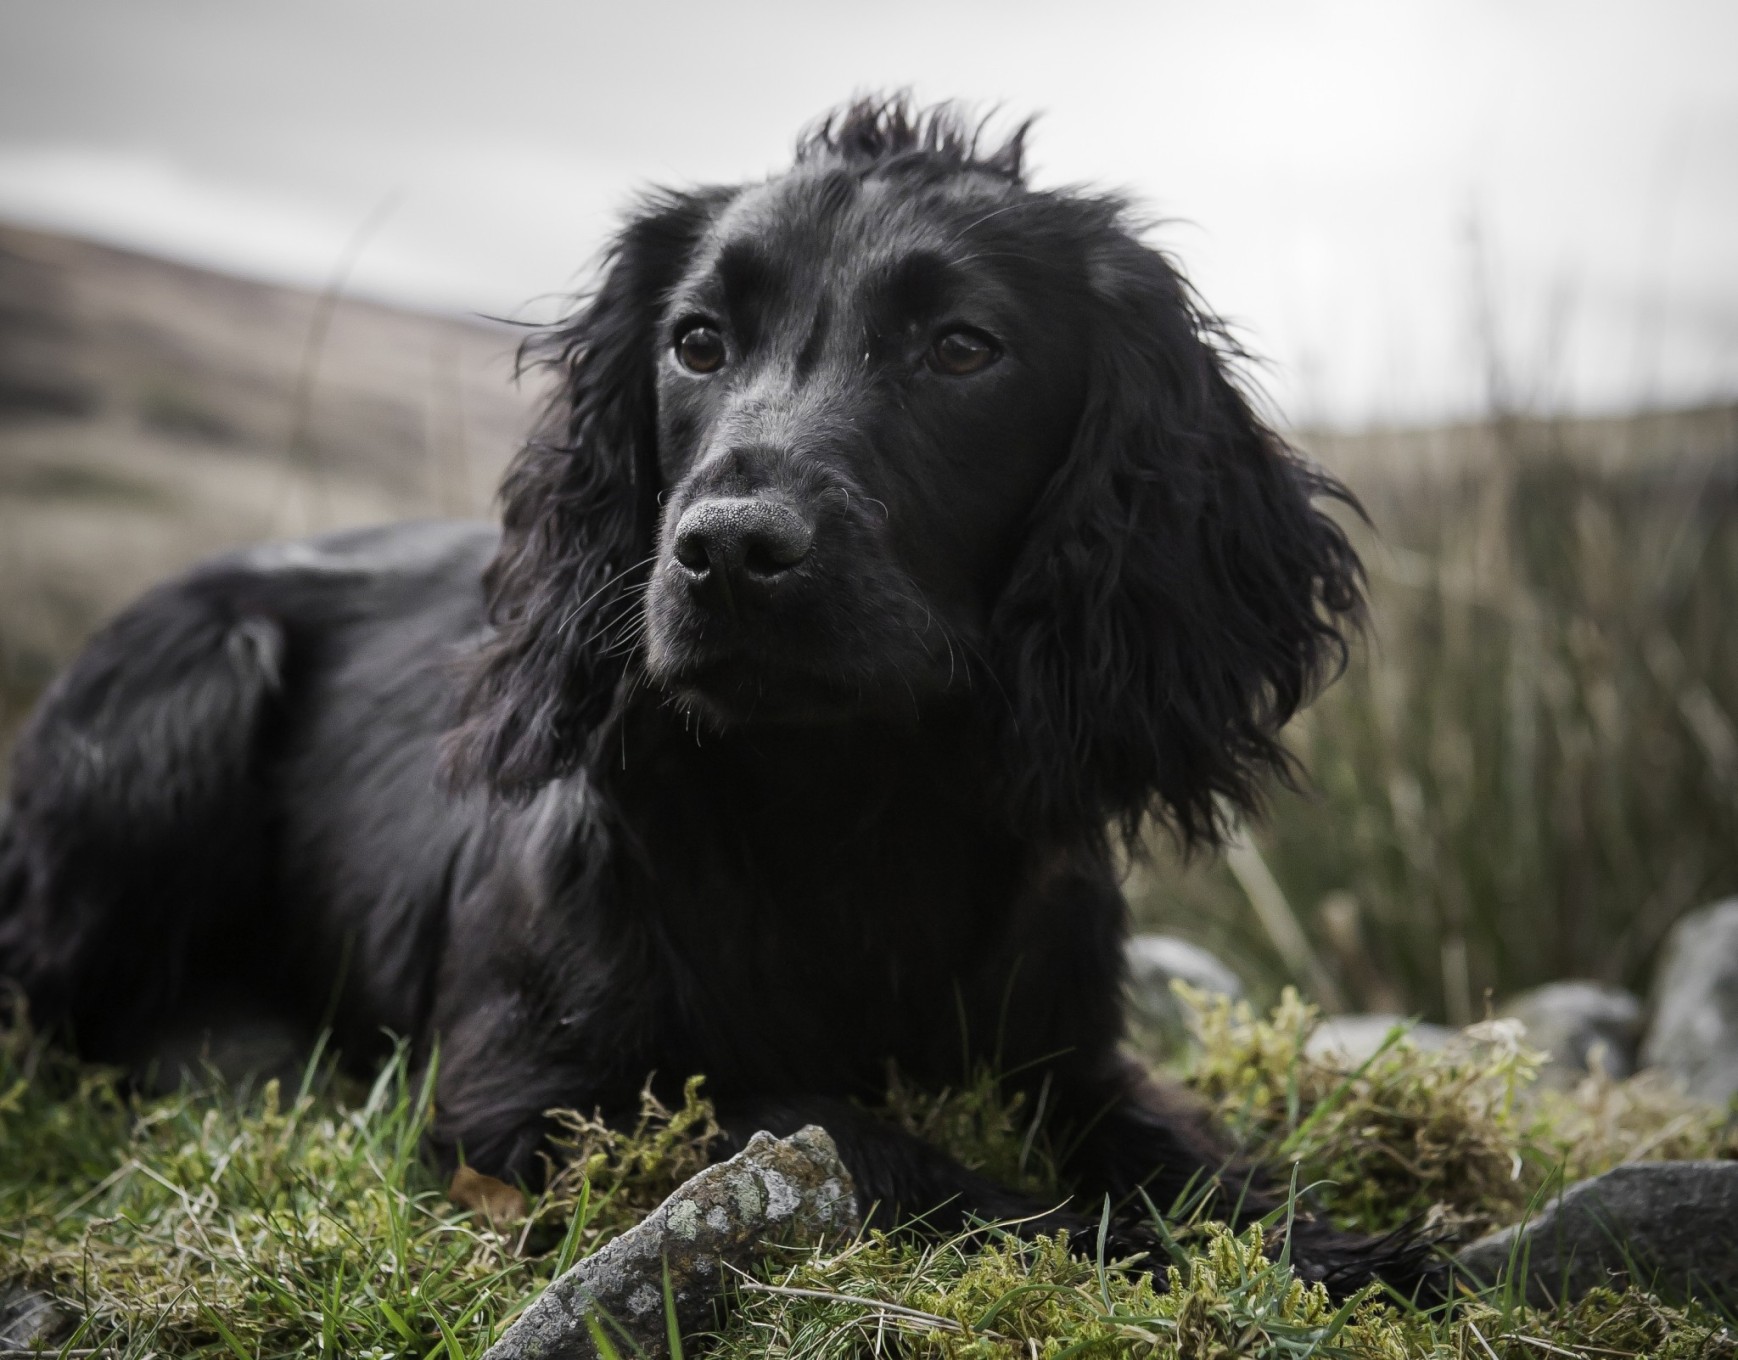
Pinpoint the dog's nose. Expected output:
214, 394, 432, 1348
671, 497, 814, 583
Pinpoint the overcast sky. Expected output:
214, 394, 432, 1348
1, 0, 1733, 427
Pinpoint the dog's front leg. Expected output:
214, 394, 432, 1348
426, 1050, 598, 1185
1056, 1062, 1443, 1297
1053, 1063, 1263, 1222
423, 973, 642, 1186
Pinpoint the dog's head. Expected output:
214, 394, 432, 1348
447, 98, 1363, 849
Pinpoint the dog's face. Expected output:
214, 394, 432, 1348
452, 101, 1363, 848
642, 169, 1088, 724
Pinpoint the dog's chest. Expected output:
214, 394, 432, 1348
617, 753, 1033, 1091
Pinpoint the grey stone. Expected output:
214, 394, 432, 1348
1304, 1013, 1454, 1068
1124, 935, 1244, 1047
1642, 898, 1738, 1102
0, 1283, 66, 1350
483, 1125, 858, 1360
1456, 1160, 1738, 1306
1499, 980, 1643, 1083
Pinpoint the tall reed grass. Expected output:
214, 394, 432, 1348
1130, 404, 1738, 1021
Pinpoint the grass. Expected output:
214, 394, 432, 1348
1129, 410, 1738, 1022
5, 990, 1735, 1358
715, 1224, 1737, 1359
0, 1030, 741, 1358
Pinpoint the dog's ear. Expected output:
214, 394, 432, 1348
992, 226, 1364, 851
445, 189, 726, 796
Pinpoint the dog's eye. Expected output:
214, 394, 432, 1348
927, 328, 999, 376
675, 324, 726, 375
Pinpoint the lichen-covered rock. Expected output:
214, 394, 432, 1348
1456, 1161, 1738, 1306
1124, 935, 1244, 1049
1303, 1013, 1454, 1068
0, 1284, 65, 1350
1499, 980, 1643, 1083
1642, 897, 1738, 1102
483, 1125, 858, 1360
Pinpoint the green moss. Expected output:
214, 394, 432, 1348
536, 1074, 725, 1244
1181, 986, 1548, 1236
712, 1223, 1428, 1359
718, 1224, 1737, 1358
1177, 985, 1738, 1241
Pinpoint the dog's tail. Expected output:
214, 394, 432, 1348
0, 574, 286, 1057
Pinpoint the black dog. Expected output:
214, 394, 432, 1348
0, 100, 1415, 1291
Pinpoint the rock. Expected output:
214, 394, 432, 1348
1124, 935, 1244, 1047
1642, 898, 1738, 1102
1304, 1014, 1454, 1068
483, 1125, 858, 1360
1499, 980, 1643, 1083
1455, 1161, 1738, 1306
0, 1283, 66, 1350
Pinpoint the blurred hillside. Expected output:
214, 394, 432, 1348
2, 222, 1734, 1018
0, 220, 541, 744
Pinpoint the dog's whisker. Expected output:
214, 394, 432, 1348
580, 597, 649, 654
556, 553, 659, 635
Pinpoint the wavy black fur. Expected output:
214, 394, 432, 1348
0, 97, 1433, 1296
